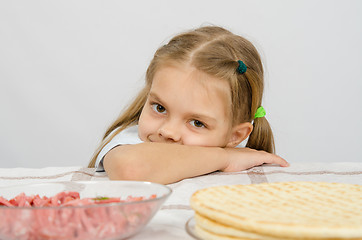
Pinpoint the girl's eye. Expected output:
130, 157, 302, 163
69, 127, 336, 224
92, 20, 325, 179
152, 103, 166, 114
190, 120, 205, 128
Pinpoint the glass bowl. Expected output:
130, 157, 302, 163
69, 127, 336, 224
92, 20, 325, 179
0, 181, 172, 240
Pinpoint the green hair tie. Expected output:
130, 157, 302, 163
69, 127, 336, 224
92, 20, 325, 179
254, 106, 266, 119
237, 60, 247, 74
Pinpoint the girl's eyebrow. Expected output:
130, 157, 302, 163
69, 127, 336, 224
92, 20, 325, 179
149, 92, 164, 103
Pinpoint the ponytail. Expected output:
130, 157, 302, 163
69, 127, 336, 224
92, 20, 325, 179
246, 117, 275, 154
239, 68, 275, 154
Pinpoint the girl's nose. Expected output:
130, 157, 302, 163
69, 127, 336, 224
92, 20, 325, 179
157, 121, 181, 143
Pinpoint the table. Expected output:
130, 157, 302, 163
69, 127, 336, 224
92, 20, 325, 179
1, 162, 361, 239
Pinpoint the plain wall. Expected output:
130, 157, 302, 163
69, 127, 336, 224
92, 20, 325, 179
0, 0, 361, 168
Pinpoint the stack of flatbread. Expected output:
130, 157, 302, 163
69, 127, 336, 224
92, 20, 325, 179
190, 182, 362, 240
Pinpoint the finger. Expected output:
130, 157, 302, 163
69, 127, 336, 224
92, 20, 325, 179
263, 153, 289, 167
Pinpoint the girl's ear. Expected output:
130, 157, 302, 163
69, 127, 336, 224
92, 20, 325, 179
226, 122, 253, 147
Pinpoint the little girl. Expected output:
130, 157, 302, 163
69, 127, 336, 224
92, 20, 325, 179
89, 26, 289, 184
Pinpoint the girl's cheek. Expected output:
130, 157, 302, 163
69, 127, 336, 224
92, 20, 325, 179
183, 132, 228, 147
182, 135, 210, 147
137, 117, 148, 141
137, 124, 146, 141
138, 124, 154, 142
138, 115, 159, 141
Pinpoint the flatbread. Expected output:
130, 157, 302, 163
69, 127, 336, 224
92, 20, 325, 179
195, 224, 245, 240
190, 182, 362, 239
195, 213, 285, 240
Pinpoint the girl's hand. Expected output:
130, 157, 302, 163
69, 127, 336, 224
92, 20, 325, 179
221, 147, 289, 172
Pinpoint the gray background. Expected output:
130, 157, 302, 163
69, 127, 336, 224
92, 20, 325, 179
1, 0, 361, 168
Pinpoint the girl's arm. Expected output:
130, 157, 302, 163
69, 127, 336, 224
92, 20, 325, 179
103, 142, 288, 184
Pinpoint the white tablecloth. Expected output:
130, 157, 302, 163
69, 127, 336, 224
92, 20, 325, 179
0, 162, 361, 239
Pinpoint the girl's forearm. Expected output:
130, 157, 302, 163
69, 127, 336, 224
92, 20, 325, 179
103, 142, 228, 184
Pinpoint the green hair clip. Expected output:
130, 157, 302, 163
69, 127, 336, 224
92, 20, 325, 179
237, 60, 247, 74
254, 106, 266, 119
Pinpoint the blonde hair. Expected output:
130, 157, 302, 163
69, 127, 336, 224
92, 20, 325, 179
88, 26, 275, 168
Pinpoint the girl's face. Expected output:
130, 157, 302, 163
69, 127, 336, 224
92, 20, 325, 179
138, 64, 237, 147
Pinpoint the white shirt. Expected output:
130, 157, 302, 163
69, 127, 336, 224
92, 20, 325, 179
95, 125, 142, 172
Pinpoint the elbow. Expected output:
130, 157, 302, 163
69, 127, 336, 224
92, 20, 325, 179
103, 150, 150, 181
115, 162, 150, 181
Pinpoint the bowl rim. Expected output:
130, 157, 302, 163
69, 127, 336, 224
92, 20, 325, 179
0, 180, 172, 210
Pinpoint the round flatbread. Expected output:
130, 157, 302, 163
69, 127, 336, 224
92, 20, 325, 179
195, 213, 286, 240
190, 182, 362, 239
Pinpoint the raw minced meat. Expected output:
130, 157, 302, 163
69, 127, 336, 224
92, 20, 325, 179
0, 191, 157, 240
